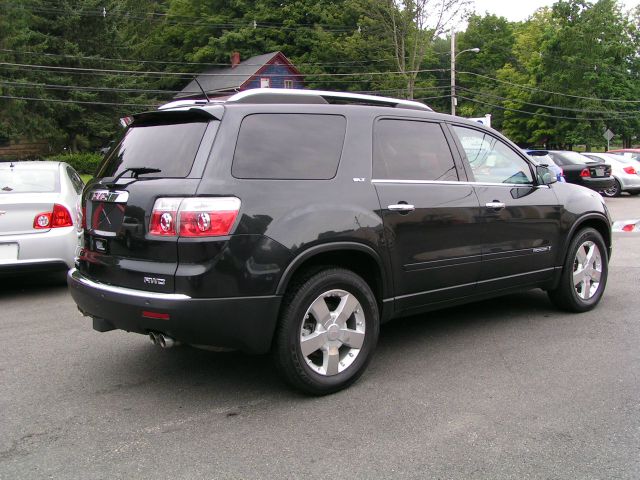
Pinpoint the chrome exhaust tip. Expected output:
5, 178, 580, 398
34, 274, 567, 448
156, 333, 177, 349
149, 332, 159, 345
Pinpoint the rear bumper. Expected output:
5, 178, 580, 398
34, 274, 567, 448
617, 174, 640, 190
67, 268, 282, 354
0, 259, 69, 276
579, 176, 615, 190
0, 227, 80, 270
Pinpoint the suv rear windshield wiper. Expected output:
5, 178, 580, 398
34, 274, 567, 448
105, 167, 161, 188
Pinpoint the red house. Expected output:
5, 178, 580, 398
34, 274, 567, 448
176, 51, 304, 99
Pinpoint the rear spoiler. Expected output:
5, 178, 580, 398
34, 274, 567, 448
129, 107, 222, 127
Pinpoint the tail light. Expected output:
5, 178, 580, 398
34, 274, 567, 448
580, 168, 591, 178
149, 197, 241, 238
623, 166, 637, 175
149, 198, 182, 236
33, 204, 74, 229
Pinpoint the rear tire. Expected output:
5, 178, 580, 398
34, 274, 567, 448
601, 179, 621, 197
548, 228, 608, 312
273, 267, 379, 395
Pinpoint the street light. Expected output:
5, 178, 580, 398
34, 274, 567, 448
450, 30, 480, 116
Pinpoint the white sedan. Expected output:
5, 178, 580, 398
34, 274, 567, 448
582, 152, 640, 197
0, 161, 84, 275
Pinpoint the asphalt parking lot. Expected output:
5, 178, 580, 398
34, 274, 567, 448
1, 196, 639, 480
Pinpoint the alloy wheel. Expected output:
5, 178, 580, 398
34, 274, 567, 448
299, 289, 366, 376
573, 240, 603, 300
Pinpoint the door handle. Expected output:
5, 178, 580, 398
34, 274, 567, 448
388, 203, 415, 212
485, 201, 505, 210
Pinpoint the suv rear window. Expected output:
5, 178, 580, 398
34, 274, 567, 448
232, 114, 346, 180
97, 120, 209, 178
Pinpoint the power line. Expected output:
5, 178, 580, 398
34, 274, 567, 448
0, 79, 180, 94
0, 94, 156, 107
0, 2, 358, 33
456, 86, 638, 117
0, 90, 449, 108
458, 71, 640, 104
457, 95, 639, 121
0, 61, 448, 78
0, 48, 394, 68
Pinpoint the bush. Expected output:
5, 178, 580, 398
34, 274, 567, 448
45, 152, 103, 175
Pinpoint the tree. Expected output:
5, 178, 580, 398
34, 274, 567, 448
362, 0, 471, 99
534, 0, 639, 149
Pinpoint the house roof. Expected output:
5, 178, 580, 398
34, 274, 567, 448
175, 51, 298, 98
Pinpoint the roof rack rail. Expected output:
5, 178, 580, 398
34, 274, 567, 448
158, 98, 223, 110
226, 88, 432, 111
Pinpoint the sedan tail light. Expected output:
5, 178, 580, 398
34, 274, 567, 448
33, 204, 74, 229
623, 166, 637, 175
149, 197, 241, 238
579, 168, 591, 178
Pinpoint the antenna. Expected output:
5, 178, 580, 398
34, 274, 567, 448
192, 76, 210, 102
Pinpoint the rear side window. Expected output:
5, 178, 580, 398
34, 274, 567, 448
232, 114, 346, 180
66, 166, 85, 194
97, 121, 209, 178
373, 119, 458, 181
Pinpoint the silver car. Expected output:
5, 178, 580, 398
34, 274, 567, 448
0, 161, 84, 275
582, 152, 640, 197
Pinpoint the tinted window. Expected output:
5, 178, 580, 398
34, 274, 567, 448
453, 126, 533, 184
98, 121, 209, 178
0, 168, 60, 193
373, 120, 458, 181
232, 114, 346, 180
547, 151, 590, 166
66, 166, 85, 194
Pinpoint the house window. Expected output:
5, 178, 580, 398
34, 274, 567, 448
284, 79, 293, 89
260, 77, 270, 88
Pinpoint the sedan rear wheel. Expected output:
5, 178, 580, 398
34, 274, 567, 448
601, 179, 621, 197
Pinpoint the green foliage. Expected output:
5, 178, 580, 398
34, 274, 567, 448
45, 152, 103, 174
0, 0, 638, 151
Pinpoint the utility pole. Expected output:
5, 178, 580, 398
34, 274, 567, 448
451, 30, 456, 116
450, 30, 480, 117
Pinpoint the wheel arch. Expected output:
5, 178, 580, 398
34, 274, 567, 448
563, 214, 612, 262
276, 242, 390, 308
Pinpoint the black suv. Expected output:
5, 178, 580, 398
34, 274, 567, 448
68, 89, 612, 395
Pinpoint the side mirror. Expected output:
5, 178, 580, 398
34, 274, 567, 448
536, 165, 557, 185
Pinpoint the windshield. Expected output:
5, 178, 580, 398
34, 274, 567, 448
0, 168, 59, 193
97, 120, 209, 179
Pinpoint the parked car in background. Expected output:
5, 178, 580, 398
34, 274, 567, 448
68, 89, 612, 395
532, 150, 614, 192
524, 150, 565, 182
0, 161, 84, 275
581, 152, 640, 197
607, 148, 640, 162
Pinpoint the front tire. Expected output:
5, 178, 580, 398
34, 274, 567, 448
273, 268, 379, 395
548, 228, 608, 312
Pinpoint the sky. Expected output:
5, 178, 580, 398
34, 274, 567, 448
470, 0, 640, 22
